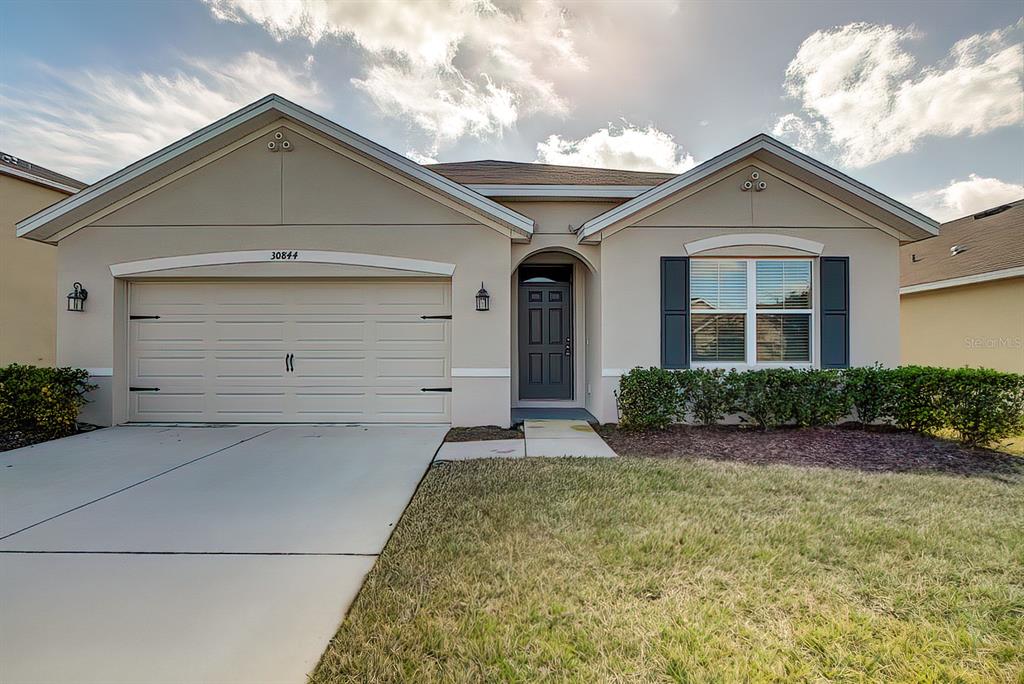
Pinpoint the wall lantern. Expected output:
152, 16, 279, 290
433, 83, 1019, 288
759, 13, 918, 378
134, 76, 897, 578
475, 282, 490, 311
66, 282, 88, 312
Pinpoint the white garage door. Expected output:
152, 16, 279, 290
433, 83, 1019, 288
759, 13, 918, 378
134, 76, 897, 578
128, 280, 451, 423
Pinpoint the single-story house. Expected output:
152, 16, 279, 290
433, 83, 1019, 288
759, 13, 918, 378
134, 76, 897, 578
16, 95, 939, 427
900, 200, 1023, 372
1, 152, 86, 366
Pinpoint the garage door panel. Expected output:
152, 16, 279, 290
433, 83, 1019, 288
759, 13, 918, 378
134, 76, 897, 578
213, 391, 286, 418
214, 354, 288, 382
131, 391, 205, 420
134, 355, 206, 381
129, 280, 450, 423
376, 355, 448, 380
376, 320, 448, 343
291, 354, 367, 380
292, 319, 367, 343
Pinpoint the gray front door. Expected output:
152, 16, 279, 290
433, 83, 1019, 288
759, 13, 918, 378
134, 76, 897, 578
518, 283, 572, 399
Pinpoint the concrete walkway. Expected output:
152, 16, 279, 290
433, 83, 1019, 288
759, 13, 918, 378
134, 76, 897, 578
523, 419, 617, 457
436, 419, 616, 460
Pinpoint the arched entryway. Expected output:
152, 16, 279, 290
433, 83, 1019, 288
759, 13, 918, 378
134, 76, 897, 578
511, 248, 598, 413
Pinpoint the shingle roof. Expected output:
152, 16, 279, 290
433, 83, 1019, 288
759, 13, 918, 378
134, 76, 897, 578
425, 160, 677, 186
0, 151, 87, 192
900, 199, 1024, 288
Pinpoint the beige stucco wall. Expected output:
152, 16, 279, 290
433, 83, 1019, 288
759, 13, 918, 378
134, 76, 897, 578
901, 278, 1024, 372
593, 162, 901, 423
1, 175, 66, 366
56, 120, 513, 427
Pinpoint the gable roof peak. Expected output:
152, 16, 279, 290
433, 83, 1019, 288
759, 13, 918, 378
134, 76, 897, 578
16, 94, 534, 242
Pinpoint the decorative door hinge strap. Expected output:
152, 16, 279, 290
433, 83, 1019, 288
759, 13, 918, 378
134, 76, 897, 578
420, 387, 452, 392
420, 314, 452, 319
130, 315, 161, 320
129, 387, 161, 392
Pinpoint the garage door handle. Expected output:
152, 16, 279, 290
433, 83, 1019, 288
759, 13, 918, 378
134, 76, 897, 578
420, 387, 452, 392
129, 387, 160, 392
420, 315, 452, 319
285, 353, 294, 372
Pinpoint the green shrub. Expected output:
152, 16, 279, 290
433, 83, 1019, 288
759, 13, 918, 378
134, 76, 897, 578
842, 364, 893, 424
938, 368, 1024, 447
728, 369, 799, 429
679, 368, 735, 426
614, 364, 1024, 448
0, 364, 95, 438
887, 366, 946, 433
790, 369, 852, 427
615, 367, 683, 429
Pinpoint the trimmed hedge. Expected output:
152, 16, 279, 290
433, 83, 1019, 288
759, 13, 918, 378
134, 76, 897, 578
615, 365, 1024, 447
0, 364, 95, 439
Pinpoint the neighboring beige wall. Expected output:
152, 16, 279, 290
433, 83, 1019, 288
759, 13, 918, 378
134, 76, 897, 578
56, 120, 513, 427
901, 278, 1024, 373
0, 175, 66, 366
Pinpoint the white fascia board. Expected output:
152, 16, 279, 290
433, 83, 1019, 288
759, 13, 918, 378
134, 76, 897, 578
18, 94, 534, 240
1, 166, 80, 194
578, 134, 940, 240
899, 266, 1024, 294
467, 184, 651, 199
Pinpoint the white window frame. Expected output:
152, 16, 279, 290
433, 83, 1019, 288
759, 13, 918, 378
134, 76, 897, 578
690, 258, 815, 369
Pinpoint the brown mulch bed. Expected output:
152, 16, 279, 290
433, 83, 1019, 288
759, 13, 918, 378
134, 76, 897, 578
445, 425, 523, 442
0, 429, 54, 453
1, 425, 103, 453
596, 424, 1023, 478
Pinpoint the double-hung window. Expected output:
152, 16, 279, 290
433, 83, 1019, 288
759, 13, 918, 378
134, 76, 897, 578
690, 259, 813, 366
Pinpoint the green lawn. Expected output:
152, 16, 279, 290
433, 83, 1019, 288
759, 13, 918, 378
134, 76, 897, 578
313, 457, 1023, 683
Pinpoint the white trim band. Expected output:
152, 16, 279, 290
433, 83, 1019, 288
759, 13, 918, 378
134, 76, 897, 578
85, 368, 113, 377
899, 266, 1024, 294
110, 250, 456, 277
451, 368, 511, 377
684, 233, 824, 256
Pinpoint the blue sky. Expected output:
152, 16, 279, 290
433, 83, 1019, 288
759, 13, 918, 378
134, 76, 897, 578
1, 0, 1021, 220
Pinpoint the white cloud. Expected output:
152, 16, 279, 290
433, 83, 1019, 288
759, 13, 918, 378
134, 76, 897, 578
774, 20, 1023, 167
909, 174, 1024, 221
204, 0, 586, 158
0, 52, 322, 181
536, 123, 695, 173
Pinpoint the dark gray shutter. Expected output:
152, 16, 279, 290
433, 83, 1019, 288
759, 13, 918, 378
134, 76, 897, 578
661, 257, 689, 369
820, 256, 849, 368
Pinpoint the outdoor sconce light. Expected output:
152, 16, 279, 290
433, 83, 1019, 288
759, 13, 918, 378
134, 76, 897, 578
475, 282, 490, 311
66, 282, 88, 312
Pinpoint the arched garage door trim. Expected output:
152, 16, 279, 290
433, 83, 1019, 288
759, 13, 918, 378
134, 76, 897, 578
110, 250, 456, 278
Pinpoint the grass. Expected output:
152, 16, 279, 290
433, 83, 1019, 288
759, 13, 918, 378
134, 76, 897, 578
312, 457, 1023, 683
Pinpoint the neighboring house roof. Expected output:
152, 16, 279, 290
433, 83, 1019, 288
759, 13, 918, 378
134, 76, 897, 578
577, 134, 940, 243
426, 160, 675, 186
0, 151, 86, 194
16, 94, 535, 243
900, 199, 1024, 294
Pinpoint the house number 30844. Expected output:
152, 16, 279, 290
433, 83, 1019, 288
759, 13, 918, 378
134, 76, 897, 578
270, 251, 299, 260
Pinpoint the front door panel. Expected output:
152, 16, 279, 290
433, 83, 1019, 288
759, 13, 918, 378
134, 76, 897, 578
518, 283, 571, 399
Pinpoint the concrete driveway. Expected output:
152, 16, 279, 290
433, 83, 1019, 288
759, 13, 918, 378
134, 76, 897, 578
0, 424, 445, 684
